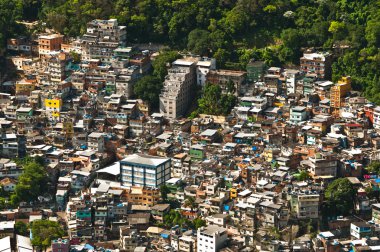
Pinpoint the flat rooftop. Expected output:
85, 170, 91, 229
121, 154, 170, 167
199, 225, 226, 236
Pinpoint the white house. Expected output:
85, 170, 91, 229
197, 225, 227, 252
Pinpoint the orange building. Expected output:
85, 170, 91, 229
122, 186, 160, 207
330, 76, 351, 108
364, 104, 375, 124
300, 51, 332, 79
38, 34, 64, 58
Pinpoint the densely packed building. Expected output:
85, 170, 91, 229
2, 18, 380, 252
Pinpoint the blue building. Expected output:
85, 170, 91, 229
120, 154, 171, 188
350, 222, 372, 239
290, 106, 308, 123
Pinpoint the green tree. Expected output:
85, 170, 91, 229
329, 21, 346, 34
193, 218, 206, 229
46, 11, 67, 33
198, 84, 223, 114
30, 220, 64, 249
297, 171, 311, 181
279, 28, 303, 63
0, 197, 8, 210
366, 19, 380, 47
328, 21, 347, 41
213, 48, 230, 68
15, 221, 28, 236
184, 196, 196, 212
226, 80, 235, 94
324, 178, 355, 217
0, 0, 23, 51
160, 184, 170, 202
134, 76, 162, 109
163, 209, 192, 228
196, 83, 237, 116
70, 51, 81, 64
366, 161, 380, 175
12, 162, 48, 205
152, 51, 180, 81
365, 186, 377, 200
220, 94, 237, 115
187, 29, 210, 56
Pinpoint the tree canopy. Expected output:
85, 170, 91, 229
365, 161, 380, 175
11, 161, 48, 205
134, 75, 162, 109
187, 29, 210, 56
152, 51, 180, 81
191, 83, 237, 117
15, 221, 29, 236
30, 220, 65, 249
324, 178, 355, 217
160, 184, 170, 202
0, 0, 24, 52
134, 50, 179, 110
296, 170, 311, 181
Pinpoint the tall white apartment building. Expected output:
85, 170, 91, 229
197, 225, 227, 252
159, 58, 197, 119
284, 69, 302, 95
47, 52, 69, 84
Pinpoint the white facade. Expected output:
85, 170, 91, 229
9, 57, 33, 71
120, 154, 171, 188
87, 132, 105, 152
374, 106, 380, 130
292, 192, 320, 219
159, 59, 197, 119
197, 225, 227, 252
284, 69, 301, 95
196, 58, 216, 86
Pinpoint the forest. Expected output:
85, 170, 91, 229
1, 0, 380, 102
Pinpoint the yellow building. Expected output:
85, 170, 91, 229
63, 121, 74, 137
274, 102, 284, 107
263, 148, 281, 162
137, 100, 150, 116
45, 98, 62, 120
123, 186, 160, 207
15, 79, 35, 94
230, 188, 238, 199
330, 76, 351, 109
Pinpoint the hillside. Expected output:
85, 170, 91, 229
1, 0, 380, 101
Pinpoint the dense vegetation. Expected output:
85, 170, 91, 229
324, 178, 355, 217
0, 0, 26, 53
365, 161, 380, 175
160, 210, 206, 229
1, 0, 380, 102
30, 220, 65, 248
15, 221, 29, 236
134, 50, 180, 108
11, 160, 49, 205
0, 157, 48, 209
190, 83, 237, 117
